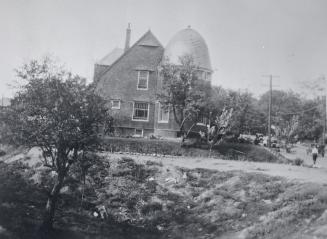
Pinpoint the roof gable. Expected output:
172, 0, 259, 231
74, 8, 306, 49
94, 30, 163, 81
97, 47, 124, 66
138, 31, 162, 47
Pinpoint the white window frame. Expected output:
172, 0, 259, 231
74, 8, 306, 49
158, 102, 169, 123
135, 128, 144, 137
132, 101, 149, 121
111, 99, 121, 109
137, 70, 149, 90
197, 114, 208, 126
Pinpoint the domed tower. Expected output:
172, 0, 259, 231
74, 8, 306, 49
163, 26, 212, 81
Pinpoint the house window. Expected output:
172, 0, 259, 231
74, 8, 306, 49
111, 100, 120, 109
137, 71, 149, 90
205, 72, 211, 81
201, 71, 211, 81
135, 128, 143, 137
197, 114, 208, 126
132, 102, 149, 121
158, 103, 169, 123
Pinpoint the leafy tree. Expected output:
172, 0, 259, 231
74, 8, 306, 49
207, 107, 234, 146
298, 76, 325, 141
208, 88, 265, 135
275, 115, 299, 143
158, 55, 211, 133
258, 90, 303, 124
298, 97, 323, 141
0, 58, 109, 234
224, 90, 263, 135
257, 89, 324, 141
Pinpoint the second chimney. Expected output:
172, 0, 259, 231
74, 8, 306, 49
124, 23, 131, 52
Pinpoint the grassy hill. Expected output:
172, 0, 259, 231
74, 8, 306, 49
1, 150, 327, 238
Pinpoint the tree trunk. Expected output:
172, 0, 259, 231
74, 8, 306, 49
172, 106, 182, 126
39, 172, 65, 235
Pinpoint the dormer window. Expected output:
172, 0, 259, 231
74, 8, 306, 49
137, 70, 149, 90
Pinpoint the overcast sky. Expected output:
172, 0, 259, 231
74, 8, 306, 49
0, 0, 326, 98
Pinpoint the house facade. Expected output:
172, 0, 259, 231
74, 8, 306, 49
94, 24, 212, 138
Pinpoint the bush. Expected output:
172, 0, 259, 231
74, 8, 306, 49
146, 160, 163, 167
213, 142, 279, 162
102, 137, 280, 162
293, 158, 304, 166
0, 150, 6, 157
102, 137, 222, 158
141, 202, 163, 215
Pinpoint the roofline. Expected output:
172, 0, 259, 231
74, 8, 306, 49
96, 47, 124, 65
94, 30, 163, 83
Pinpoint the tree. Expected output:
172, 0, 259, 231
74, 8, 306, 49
275, 115, 299, 144
158, 55, 211, 134
207, 107, 234, 146
0, 58, 109, 234
298, 97, 323, 141
208, 87, 266, 136
257, 89, 324, 141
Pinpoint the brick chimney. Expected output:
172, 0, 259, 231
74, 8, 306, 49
124, 23, 131, 52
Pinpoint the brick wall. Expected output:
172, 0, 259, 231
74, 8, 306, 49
95, 31, 164, 134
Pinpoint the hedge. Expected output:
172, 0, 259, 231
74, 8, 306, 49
101, 137, 282, 163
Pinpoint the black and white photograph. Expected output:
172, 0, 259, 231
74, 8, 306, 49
1, 0, 327, 238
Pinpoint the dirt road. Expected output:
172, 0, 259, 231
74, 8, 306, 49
4, 147, 327, 185
109, 153, 327, 185
280, 143, 327, 167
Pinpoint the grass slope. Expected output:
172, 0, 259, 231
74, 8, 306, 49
1, 153, 327, 238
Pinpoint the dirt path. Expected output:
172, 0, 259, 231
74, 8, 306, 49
3, 147, 327, 185
280, 143, 327, 168
108, 153, 327, 185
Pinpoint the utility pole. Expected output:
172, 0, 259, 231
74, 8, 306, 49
262, 75, 279, 148
323, 75, 326, 148
323, 95, 326, 146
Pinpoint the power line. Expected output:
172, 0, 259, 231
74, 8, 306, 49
276, 105, 321, 116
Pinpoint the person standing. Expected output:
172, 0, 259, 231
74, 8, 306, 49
312, 145, 319, 165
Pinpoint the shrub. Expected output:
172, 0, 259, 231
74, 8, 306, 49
0, 150, 6, 157
213, 142, 279, 162
293, 158, 304, 166
102, 137, 222, 158
102, 137, 281, 163
146, 160, 163, 167
141, 202, 163, 215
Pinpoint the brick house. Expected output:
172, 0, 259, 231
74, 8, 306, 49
94, 24, 212, 137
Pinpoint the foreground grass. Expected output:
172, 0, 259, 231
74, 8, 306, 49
1, 152, 327, 238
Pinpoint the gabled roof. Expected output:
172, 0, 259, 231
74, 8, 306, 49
95, 30, 163, 81
96, 47, 124, 66
138, 31, 162, 47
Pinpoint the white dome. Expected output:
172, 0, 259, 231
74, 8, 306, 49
164, 27, 212, 71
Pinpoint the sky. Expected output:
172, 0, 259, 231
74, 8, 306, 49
0, 0, 326, 98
